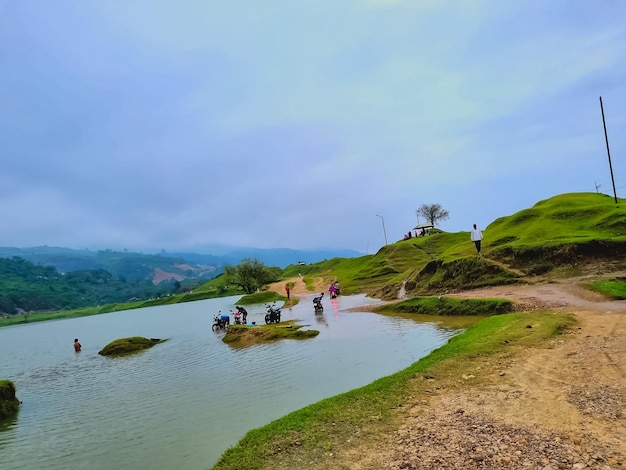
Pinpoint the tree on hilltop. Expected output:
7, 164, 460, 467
417, 203, 449, 227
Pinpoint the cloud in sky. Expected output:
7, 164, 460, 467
1, 0, 625, 254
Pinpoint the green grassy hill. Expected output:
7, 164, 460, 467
278, 193, 626, 300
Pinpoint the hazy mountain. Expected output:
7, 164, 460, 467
0, 246, 364, 282
161, 247, 363, 268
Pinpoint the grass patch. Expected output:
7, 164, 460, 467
376, 296, 513, 316
98, 336, 166, 357
302, 276, 316, 291
237, 291, 285, 305
223, 321, 319, 346
211, 311, 576, 469
588, 277, 626, 300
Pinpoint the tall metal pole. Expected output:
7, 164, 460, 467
376, 214, 388, 245
599, 96, 618, 204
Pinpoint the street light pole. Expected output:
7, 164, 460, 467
376, 214, 388, 245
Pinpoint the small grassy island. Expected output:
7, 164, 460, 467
0, 380, 20, 420
98, 336, 166, 357
376, 296, 514, 316
223, 321, 319, 347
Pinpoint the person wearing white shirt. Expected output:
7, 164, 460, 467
471, 224, 483, 256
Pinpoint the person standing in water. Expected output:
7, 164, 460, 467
74, 338, 82, 352
471, 224, 484, 256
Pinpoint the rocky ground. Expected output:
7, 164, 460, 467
270, 270, 625, 470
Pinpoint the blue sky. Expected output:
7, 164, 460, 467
1, 0, 625, 254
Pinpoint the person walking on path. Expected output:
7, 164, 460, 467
74, 338, 82, 352
471, 224, 483, 256
285, 284, 291, 300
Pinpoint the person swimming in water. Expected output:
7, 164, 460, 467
74, 338, 82, 352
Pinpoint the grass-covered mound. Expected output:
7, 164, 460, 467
0, 380, 20, 420
211, 311, 576, 469
376, 296, 513, 316
223, 322, 319, 346
484, 193, 626, 270
98, 336, 166, 357
279, 192, 626, 299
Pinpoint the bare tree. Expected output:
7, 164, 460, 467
416, 203, 449, 227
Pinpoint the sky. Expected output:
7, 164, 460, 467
1, 0, 625, 255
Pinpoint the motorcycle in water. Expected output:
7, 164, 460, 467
212, 314, 229, 331
264, 302, 281, 324
313, 292, 324, 312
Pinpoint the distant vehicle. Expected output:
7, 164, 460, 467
297, 261, 306, 265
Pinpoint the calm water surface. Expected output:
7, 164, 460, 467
0, 294, 464, 469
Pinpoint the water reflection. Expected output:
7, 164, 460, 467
0, 294, 463, 470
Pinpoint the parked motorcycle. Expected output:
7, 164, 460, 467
212, 314, 229, 331
264, 302, 281, 324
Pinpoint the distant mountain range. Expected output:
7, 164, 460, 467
0, 246, 363, 284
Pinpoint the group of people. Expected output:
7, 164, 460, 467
403, 228, 428, 240
328, 281, 340, 299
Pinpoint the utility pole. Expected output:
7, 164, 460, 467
376, 214, 388, 245
599, 96, 618, 204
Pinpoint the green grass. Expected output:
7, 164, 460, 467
98, 336, 166, 357
302, 276, 316, 291
237, 291, 284, 305
211, 310, 576, 469
487, 192, 626, 250
589, 277, 626, 300
222, 322, 319, 345
278, 193, 626, 298
377, 296, 513, 316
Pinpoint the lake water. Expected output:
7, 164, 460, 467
0, 294, 463, 469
